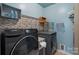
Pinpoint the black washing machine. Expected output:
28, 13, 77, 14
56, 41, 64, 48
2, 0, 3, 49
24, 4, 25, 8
1, 29, 38, 55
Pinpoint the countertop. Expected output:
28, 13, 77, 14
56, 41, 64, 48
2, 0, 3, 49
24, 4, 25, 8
38, 31, 56, 35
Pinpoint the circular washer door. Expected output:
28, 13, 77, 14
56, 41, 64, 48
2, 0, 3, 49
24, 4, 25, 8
10, 36, 38, 55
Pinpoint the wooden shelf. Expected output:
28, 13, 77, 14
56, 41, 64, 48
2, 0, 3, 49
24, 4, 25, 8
38, 17, 47, 32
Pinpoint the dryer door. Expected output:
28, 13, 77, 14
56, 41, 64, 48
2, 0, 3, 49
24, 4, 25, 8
10, 36, 38, 55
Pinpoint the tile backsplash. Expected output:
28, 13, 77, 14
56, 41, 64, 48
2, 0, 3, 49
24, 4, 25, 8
0, 16, 39, 30
0, 16, 53, 32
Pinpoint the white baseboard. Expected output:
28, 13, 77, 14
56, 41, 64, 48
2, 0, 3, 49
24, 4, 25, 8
57, 49, 73, 55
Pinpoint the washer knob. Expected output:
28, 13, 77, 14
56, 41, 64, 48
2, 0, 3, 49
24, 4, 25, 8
26, 30, 30, 33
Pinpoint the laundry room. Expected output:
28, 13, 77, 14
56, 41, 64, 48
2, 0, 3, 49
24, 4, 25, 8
0, 3, 78, 55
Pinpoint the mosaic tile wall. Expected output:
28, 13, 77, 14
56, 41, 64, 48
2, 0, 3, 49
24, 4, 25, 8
0, 16, 39, 30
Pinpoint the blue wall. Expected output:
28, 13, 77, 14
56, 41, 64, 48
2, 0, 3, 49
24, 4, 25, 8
44, 3, 74, 53
5, 3, 43, 18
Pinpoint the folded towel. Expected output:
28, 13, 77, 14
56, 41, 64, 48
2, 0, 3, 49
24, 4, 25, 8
40, 42, 46, 48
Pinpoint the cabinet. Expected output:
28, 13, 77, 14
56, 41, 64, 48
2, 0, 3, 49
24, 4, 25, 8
38, 32, 57, 55
0, 4, 21, 20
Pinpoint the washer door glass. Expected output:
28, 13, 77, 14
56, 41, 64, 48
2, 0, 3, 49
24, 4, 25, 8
11, 36, 38, 55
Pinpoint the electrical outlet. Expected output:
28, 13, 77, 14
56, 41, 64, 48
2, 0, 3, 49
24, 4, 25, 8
60, 44, 65, 50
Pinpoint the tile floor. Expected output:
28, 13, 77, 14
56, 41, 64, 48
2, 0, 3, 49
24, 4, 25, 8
54, 50, 66, 55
